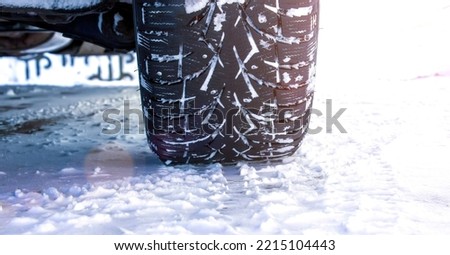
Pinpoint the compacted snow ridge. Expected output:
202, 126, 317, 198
1, 0, 450, 234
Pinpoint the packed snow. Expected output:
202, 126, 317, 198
1, 0, 450, 234
185, 0, 246, 14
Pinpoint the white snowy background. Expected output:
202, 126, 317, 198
1, 0, 450, 234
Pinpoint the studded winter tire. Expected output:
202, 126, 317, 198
134, 0, 319, 164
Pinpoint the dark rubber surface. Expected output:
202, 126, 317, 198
134, 0, 319, 164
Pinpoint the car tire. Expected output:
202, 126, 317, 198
133, 0, 319, 164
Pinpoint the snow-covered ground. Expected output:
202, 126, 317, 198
1, 0, 450, 234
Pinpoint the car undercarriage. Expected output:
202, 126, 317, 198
0, 0, 135, 52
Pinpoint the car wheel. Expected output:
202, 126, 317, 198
133, 0, 319, 164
